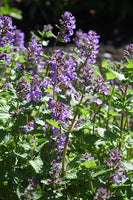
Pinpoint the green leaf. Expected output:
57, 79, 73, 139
125, 61, 133, 69
29, 157, 43, 173
106, 72, 116, 80
101, 60, 110, 70
122, 162, 133, 171
0, 105, 11, 119
92, 168, 112, 178
111, 69, 125, 81
46, 119, 59, 129
82, 160, 96, 169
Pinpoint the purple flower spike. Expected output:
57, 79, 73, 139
21, 177, 38, 199
94, 187, 110, 200
48, 98, 72, 122
74, 29, 100, 64
26, 75, 42, 103
0, 15, 16, 47
14, 29, 25, 50
59, 11, 76, 42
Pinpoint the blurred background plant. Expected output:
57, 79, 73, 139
0, 0, 22, 19
1, 0, 133, 43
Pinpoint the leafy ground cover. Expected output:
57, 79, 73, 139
0, 12, 133, 200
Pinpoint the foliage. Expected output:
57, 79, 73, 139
0, 0, 22, 19
0, 12, 133, 200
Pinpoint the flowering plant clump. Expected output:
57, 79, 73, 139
0, 12, 133, 200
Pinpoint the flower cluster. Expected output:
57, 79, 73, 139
15, 77, 29, 101
74, 29, 100, 64
47, 160, 61, 189
80, 152, 94, 162
94, 187, 110, 200
25, 35, 43, 73
48, 98, 72, 122
21, 177, 38, 199
26, 75, 42, 103
58, 11, 76, 42
124, 43, 133, 61
104, 149, 127, 185
14, 29, 25, 50
0, 15, 16, 47
24, 120, 36, 134
48, 49, 76, 91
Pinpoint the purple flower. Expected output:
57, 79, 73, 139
104, 149, 127, 185
124, 43, 133, 61
43, 24, 53, 38
21, 177, 38, 199
58, 11, 76, 42
74, 29, 100, 64
24, 120, 36, 134
93, 76, 110, 95
47, 160, 61, 187
0, 52, 10, 64
14, 29, 25, 50
48, 98, 72, 122
113, 172, 127, 185
42, 124, 48, 132
25, 35, 43, 73
48, 49, 76, 91
26, 75, 42, 103
51, 126, 59, 136
80, 152, 94, 162
15, 77, 29, 101
0, 15, 16, 47
94, 187, 110, 200
104, 149, 122, 169
57, 135, 66, 154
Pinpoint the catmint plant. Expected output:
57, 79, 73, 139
0, 11, 133, 200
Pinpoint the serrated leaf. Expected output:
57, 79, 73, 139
29, 157, 43, 173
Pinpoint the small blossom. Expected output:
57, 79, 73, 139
94, 187, 110, 200
124, 44, 133, 61
80, 152, 94, 162
24, 120, 36, 134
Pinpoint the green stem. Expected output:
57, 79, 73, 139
106, 85, 115, 129
51, 38, 58, 55
119, 82, 128, 151
89, 177, 94, 192
13, 102, 19, 148
36, 106, 40, 118
62, 94, 84, 175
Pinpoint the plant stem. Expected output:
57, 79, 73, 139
62, 94, 84, 175
106, 85, 115, 129
119, 81, 128, 151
